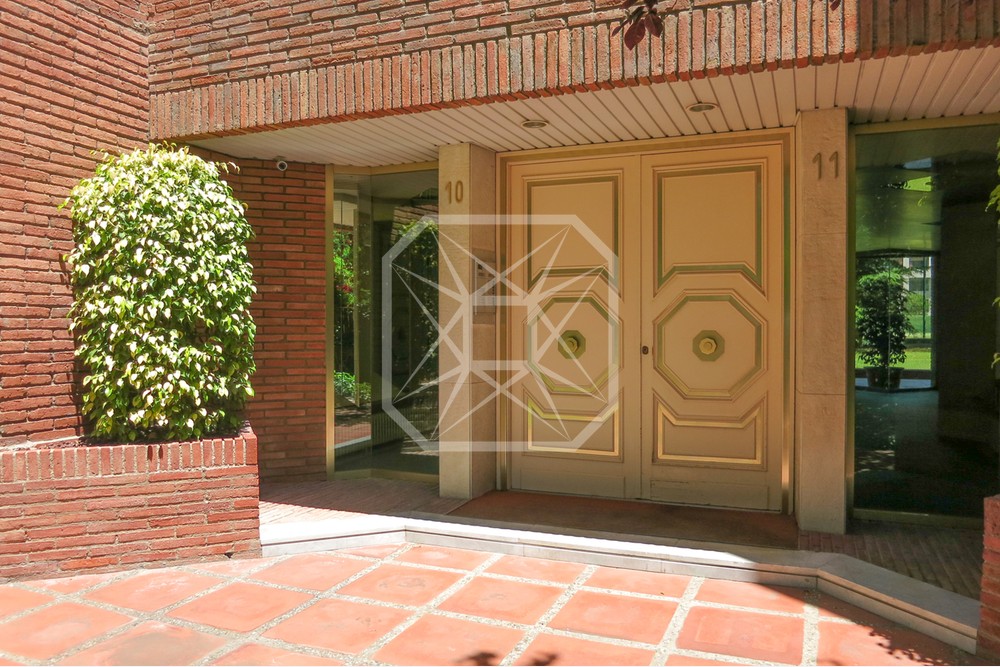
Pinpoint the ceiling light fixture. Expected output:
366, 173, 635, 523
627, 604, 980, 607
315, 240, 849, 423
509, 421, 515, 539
521, 119, 549, 129
686, 102, 719, 113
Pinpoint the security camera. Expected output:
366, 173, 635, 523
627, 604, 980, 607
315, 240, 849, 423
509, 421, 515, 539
275, 157, 288, 172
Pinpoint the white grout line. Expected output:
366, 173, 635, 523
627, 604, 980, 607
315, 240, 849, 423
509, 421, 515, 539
499, 564, 597, 666
652, 575, 704, 665
801, 590, 822, 666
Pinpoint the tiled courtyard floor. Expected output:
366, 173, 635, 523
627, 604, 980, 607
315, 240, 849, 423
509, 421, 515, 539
0, 543, 984, 666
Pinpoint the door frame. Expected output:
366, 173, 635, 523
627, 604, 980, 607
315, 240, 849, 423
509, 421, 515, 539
495, 129, 795, 513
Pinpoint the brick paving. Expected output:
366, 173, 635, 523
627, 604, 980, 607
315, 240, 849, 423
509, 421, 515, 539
0, 543, 984, 666
799, 521, 984, 600
259, 479, 466, 524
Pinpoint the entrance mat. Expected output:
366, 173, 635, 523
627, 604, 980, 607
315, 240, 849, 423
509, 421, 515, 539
448, 491, 799, 549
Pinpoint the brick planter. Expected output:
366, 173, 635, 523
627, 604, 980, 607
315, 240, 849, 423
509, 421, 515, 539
980, 495, 1000, 660
0, 426, 260, 581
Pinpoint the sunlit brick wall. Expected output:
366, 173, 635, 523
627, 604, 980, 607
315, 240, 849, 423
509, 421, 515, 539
0, 0, 149, 446
0, 428, 260, 580
192, 151, 328, 481
147, 0, 863, 139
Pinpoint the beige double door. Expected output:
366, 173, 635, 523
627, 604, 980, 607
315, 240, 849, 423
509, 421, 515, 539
506, 138, 787, 511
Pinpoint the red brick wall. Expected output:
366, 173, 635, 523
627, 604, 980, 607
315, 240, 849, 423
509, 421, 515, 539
148, 0, 1000, 141
194, 153, 328, 481
859, 0, 1000, 58
0, 427, 260, 580
981, 495, 1000, 659
0, 0, 149, 446
148, 0, 855, 140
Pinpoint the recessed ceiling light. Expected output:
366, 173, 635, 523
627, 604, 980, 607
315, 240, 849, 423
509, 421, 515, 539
521, 119, 549, 129
686, 102, 719, 113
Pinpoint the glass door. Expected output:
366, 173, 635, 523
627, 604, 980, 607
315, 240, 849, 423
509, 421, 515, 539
331, 169, 440, 480
852, 123, 1000, 518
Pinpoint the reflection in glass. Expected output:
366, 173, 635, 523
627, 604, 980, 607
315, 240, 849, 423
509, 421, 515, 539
331, 170, 440, 479
853, 124, 1000, 517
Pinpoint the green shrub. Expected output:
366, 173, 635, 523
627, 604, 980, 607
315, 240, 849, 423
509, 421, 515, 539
333, 371, 371, 405
64, 145, 256, 441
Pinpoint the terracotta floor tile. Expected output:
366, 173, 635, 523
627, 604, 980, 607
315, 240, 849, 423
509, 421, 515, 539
337, 544, 405, 559
395, 545, 493, 570
337, 563, 464, 606
438, 576, 563, 624
373, 615, 523, 666
0, 588, 53, 619
263, 598, 410, 654
664, 655, 743, 665
695, 579, 807, 613
486, 555, 586, 584
0, 602, 132, 660
251, 553, 370, 591
168, 582, 312, 632
57, 621, 227, 666
584, 567, 690, 597
213, 643, 344, 666
84, 570, 222, 612
817, 619, 966, 666
186, 557, 272, 576
549, 590, 677, 644
677, 607, 803, 665
515, 633, 655, 666
24, 572, 118, 594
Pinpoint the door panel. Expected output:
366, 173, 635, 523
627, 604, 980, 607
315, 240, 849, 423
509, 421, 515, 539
641, 143, 786, 510
507, 156, 641, 498
504, 138, 788, 511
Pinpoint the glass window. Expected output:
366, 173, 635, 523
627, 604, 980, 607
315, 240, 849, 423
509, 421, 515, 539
331, 170, 440, 480
853, 123, 1000, 517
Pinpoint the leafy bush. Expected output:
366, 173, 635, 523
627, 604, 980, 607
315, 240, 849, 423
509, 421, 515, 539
333, 371, 371, 405
64, 145, 256, 441
991, 143, 1000, 367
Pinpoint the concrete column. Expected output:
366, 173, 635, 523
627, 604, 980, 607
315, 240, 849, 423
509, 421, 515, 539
437, 144, 498, 499
794, 108, 849, 533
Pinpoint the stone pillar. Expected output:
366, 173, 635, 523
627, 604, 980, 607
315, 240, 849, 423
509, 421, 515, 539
980, 495, 1000, 660
437, 144, 498, 499
794, 108, 849, 533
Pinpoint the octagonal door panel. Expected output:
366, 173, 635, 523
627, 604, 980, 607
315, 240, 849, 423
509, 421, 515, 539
506, 156, 641, 499
640, 142, 787, 511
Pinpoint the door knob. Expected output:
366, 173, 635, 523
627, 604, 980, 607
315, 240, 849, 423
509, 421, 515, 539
641, 345, 650, 355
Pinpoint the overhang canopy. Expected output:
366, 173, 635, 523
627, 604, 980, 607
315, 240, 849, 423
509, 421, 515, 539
192, 48, 1000, 167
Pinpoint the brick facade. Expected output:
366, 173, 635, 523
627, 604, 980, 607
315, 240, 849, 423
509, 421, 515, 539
0, 0, 149, 447
216, 157, 328, 481
148, 0, 854, 139
0, 427, 260, 580
147, 0, 1000, 141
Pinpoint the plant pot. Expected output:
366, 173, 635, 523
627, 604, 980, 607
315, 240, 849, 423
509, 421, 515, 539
865, 366, 903, 390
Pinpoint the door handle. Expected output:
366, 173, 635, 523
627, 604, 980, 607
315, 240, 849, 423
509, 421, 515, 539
641, 345, 650, 355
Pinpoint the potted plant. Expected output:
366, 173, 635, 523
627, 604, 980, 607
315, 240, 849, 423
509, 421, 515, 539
855, 258, 915, 390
